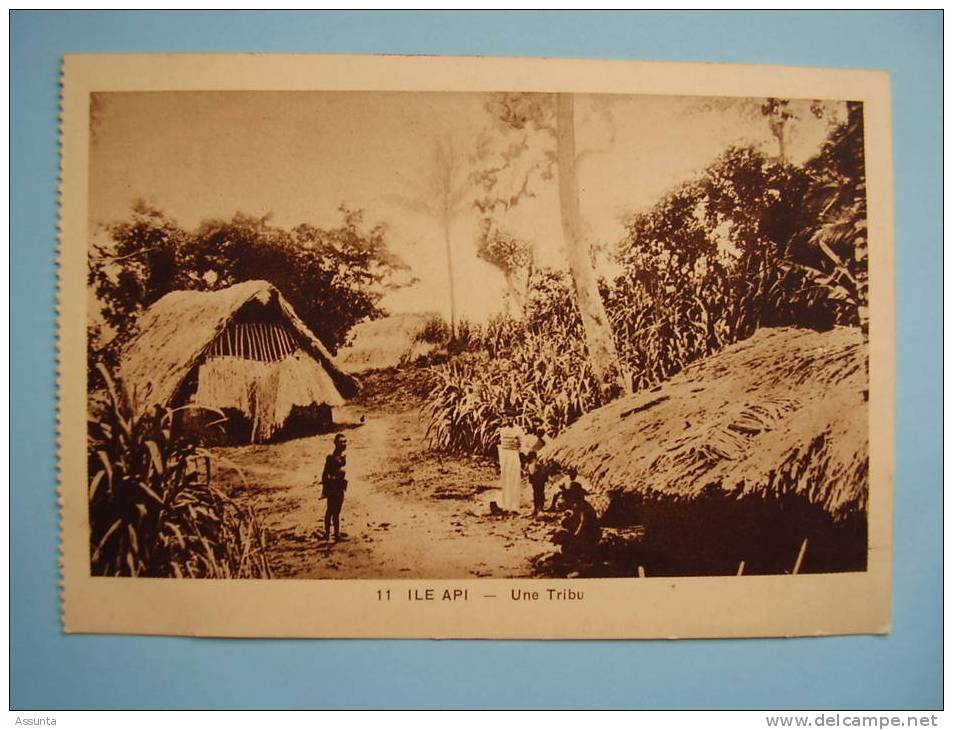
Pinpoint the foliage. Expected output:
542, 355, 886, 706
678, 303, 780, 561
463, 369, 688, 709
476, 223, 532, 277
475, 220, 534, 314
88, 365, 271, 578
451, 319, 483, 352
423, 270, 608, 455
88, 203, 408, 380
406, 315, 487, 361
413, 315, 452, 346
423, 111, 869, 456
478, 91, 627, 394
689, 96, 840, 161
383, 134, 471, 336
609, 141, 866, 390
796, 101, 869, 329
424, 334, 603, 456
472, 94, 557, 217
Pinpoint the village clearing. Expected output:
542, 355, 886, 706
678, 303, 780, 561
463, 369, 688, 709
210, 325, 869, 578
212, 370, 557, 579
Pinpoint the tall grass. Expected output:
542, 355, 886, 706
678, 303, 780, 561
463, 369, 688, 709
423, 247, 858, 456
424, 332, 603, 455
88, 365, 271, 578
423, 272, 608, 454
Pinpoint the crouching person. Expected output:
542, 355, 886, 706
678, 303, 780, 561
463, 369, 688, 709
551, 483, 601, 558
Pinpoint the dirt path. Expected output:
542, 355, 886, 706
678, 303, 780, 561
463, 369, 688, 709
213, 399, 558, 579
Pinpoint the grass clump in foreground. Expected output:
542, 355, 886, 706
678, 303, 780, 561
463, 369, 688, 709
87, 365, 271, 578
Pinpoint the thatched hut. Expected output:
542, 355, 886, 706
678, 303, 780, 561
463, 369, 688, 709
540, 326, 869, 574
118, 280, 359, 443
337, 312, 444, 373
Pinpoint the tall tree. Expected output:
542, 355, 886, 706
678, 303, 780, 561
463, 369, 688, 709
477, 92, 628, 395
384, 134, 471, 338
760, 98, 795, 161
554, 94, 627, 395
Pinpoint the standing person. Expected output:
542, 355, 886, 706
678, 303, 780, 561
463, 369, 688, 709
321, 433, 348, 543
497, 415, 525, 512
525, 451, 549, 516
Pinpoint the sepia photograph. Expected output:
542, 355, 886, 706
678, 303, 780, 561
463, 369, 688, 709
14, 8, 940, 715
58, 54, 893, 638
84, 88, 871, 581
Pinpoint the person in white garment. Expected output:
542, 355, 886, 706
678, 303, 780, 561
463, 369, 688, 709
497, 416, 525, 513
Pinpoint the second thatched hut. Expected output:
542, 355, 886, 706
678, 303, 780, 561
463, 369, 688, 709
337, 311, 446, 373
540, 326, 870, 575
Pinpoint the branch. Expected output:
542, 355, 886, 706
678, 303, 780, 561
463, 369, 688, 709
511, 162, 545, 205
378, 193, 438, 219
576, 145, 612, 167
473, 156, 554, 214
391, 169, 434, 201
91, 246, 158, 263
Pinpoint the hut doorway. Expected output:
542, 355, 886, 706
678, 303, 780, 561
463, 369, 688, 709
172, 292, 346, 444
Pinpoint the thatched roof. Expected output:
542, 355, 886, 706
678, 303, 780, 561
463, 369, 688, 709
337, 312, 442, 373
540, 327, 868, 520
118, 280, 359, 412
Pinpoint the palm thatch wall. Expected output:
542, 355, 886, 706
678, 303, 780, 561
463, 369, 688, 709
541, 326, 868, 521
117, 280, 359, 442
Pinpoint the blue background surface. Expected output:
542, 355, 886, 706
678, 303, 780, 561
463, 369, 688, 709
10, 11, 942, 709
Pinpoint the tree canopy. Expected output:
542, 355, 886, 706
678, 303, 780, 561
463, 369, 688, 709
88, 203, 410, 374
611, 107, 868, 389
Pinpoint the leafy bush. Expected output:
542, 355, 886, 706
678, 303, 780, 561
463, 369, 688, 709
88, 365, 271, 578
608, 137, 868, 391
469, 314, 523, 358
448, 318, 487, 355
413, 315, 452, 345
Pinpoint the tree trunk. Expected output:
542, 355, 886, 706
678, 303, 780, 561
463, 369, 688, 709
555, 94, 629, 395
442, 212, 457, 340
502, 272, 522, 317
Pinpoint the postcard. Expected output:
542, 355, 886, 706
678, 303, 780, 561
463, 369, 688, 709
59, 53, 893, 637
